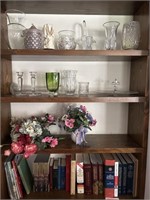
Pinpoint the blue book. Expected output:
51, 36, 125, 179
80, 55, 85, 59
121, 154, 134, 195
58, 158, 62, 190
117, 153, 128, 195
60, 158, 66, 190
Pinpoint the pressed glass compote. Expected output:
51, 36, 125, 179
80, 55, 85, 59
46, 72, 60, 96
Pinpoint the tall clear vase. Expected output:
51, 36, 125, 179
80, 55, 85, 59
103, 21, 120, 50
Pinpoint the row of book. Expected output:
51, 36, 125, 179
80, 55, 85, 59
4, 152, 138, 199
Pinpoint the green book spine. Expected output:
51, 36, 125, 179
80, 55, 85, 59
17, 157, 33, 194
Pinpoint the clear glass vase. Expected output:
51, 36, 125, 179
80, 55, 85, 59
122, 21, 140, 50
103, 21, 120, 50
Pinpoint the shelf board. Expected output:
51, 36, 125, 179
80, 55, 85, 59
1, 94, 146, 103
23, 190, 133, 199
1, 135, 143, 154
1, 49, 148, 61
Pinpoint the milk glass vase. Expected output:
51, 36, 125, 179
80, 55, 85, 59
103, 21, 120, 50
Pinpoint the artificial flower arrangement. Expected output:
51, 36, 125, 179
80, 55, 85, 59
59, 105, 97, 144
10, 113, 58, 158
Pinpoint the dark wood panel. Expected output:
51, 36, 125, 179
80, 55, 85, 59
1, 95, 146, 103
134, 1, 149, 50
1, 103, 11, 144
1, 1, 143, 15
1, 58, 12, 95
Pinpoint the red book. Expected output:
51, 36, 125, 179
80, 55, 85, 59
102, 154, 115, 198
65, 154, 71, 193
83, 154, 92, 195
12, 158, 24, 198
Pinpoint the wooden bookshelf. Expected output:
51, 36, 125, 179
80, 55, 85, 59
1, 0, 149, 199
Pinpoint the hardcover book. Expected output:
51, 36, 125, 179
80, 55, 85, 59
95, 153, 104, 194
65, 154, 71, 193
117, 153, 128, 195
49, 157, 54, 191
102, 153, 115, 198
112, 153, 122, 196
17, 156, 33, 194
121, 154, 134, 195
70, 154, 76, 195
53, 159, 58, 190
128, 153, 138, 197
89, 153, 99, 195
83, 154, 92, 195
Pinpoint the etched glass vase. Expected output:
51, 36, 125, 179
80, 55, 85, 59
103, 21, 120, 50
122, 21, 140, 50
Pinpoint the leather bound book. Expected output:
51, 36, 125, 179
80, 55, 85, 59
83, 154, 92, 195
65, 154, 71, 193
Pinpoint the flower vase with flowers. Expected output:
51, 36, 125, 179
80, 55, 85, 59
9, 113, 59, 158
59, 105, 97, 145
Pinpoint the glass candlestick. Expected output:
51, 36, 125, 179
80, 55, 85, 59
16, 72, 24, 96
112, 78, 120, 93
29, 72, 41, 96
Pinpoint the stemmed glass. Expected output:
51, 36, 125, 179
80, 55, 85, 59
46, 72, 60, 97
29, 72, 41, 96
16, 72, 24, 96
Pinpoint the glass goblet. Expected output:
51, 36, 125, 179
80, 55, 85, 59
46, 72, 60, 97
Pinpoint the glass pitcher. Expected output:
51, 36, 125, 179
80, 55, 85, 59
103, 21, 120, 50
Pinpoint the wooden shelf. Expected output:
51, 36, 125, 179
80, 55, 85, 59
23, 190, 133, 199
1, 94, 146, 103
1, 134, 143, 154
1, 49, 148, 61
1, 1, 143, 15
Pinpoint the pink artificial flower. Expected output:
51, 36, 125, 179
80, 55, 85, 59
65, 119, 75, 129
47, 114, 54, 122
42, 136, 53, 143
23, 144, 38, 158
15, 124, 20, 132
11, 142, 24, 154
4, 149, 11, 156
80, 105, 87, 113
91, 119, 97, 126
50, 138, 58, 148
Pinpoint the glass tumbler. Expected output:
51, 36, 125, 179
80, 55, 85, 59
63, 70, 77, 95
122, 21, 140, 50
78, 82, 89, 96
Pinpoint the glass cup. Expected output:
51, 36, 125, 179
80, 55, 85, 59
63, 70, 77, 95
78, 82, 89, 96
46, 72, 60, 97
